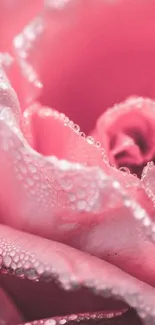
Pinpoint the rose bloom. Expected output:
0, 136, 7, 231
1, 0, 155, 324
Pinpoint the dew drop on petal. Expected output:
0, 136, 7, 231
119, 167, 130, 174
73, 124, 80, 132
59, 320, 67, 325
3, 256, 12, 267
79, 132, 86, 138
77, 200, 87, 211
44, 320, 56, 325
86, 136, 95, 145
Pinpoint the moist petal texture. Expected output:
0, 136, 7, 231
0, 224, 155, 324
0, 3, 155, 323
12, 0, 155, 133
0, 68, 155, 289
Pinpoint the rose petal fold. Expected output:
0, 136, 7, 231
22, 102, 108, 167
0, 225, 155, 324
12, 0, 155, 133
22, 309, 142, 325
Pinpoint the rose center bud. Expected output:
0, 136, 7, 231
92, 97, 155, 178
109, 128, 148, 177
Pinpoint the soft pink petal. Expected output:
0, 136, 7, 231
22, 102, 108, 167
0, 0, 44, 107
22, 101, 144, 191
20, 310, 141, 325
13, 0, 155, 133
0, 0, 43, 51
0, 224, 155, 324
0, 52, 42, 110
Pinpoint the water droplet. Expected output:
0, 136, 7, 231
44, 320, 56, 325
20, 253, 24, 260
3, 256, 12, 267
124, 199, 131, 207
60, 178, 72, 190
63, 117, 69, 126
95, 141, 101, 148
11, 262, 17, 270
119, 167, 130, 174
143, 217, 151, 227
28, 164, 37, 173
113, 181, 121, 189
25, 268, 38, 280
53, 111, 59, 119
40, 271, 52, 282
77, 189, 86, 199
73, 124, 80, 132
59, 113, 65, 120
86, 136, 95, 144
77, 200, 87, 210
36, 264, 44, 275
10, 250, 15, 257
69, 193, 76, 202
15, 267, 25, 277
79, 132, 86, 138
14, 255, 19, 263
20, 164, 27, 174
24, 261, 31, 269
68, 315, 78, 321
59, 319, 67, 325
59, 160, 70, 171
26, 178, 34, 187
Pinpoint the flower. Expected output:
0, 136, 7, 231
1, 1, 155, 325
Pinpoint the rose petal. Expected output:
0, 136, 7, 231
0, 224, 155, 324
13, 12, 45, 107
22, 309, 142, 325
22, 102, 108, 168
0, 51, 42, 110
0, 288, 22, 324
0, 0, 44, 107
13, 0, 155, 133
0, 0, 43, 51
22, 102, 144, 194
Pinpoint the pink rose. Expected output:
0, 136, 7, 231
1, 1, 155, 324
